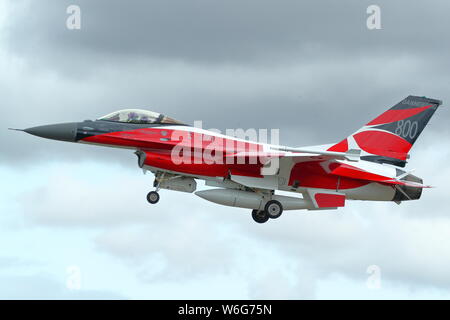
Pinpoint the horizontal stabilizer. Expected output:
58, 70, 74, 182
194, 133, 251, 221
329, 162, 431, 188
380, 179, 432, 188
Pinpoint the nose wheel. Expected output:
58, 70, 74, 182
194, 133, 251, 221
147, 191, 160, 204
146, 172, 167, 204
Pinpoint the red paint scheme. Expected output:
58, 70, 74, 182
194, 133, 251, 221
142, 150, 264, 178
143, 151, 230, 177
327, 139, 348, 152
353, 131, 410, 160
328, 128, 412, 160
330, 163, 391, 182
366, 105, 432, 125
80, 125, 420, 191
19, 95, 440, 215
288, 161, 369, 190
314, 193, 346, 208
82, 128, 178, 150
83, 127, 377, 188
327, 103, 437, 160
82, 128, 263, 154
82, 128, 265, 178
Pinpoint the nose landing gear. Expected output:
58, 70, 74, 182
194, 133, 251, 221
147, 173, 163, 204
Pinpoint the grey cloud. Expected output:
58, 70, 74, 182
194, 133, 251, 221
95, 222, 236, 281
1, 0, 450, 299
239, 201, 450, 290
19, 166, 153, 227
6, 0, 450, 67
2, 56, 448, 165
93, 217, 321, 298
0, 273, 126, 299
248, 267, 317, 299
2, 0, 450, 165
16, 153, 449, 293
0, 257, 33, 269
0, 276, 126, 299
5, 144, 450, 297
4, 0, 364, 66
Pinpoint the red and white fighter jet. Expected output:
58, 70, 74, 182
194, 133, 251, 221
15, 95, 442, 223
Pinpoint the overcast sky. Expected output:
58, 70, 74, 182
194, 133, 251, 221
1, 0, 450, 299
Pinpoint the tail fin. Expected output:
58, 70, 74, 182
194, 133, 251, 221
328, 95, 442, 167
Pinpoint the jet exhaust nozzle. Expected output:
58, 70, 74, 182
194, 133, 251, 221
393, 173, 423, 201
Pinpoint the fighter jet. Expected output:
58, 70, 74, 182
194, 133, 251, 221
12, 95, 442, 223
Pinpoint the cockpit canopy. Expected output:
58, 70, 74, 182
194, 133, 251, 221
97, 109, 185, 125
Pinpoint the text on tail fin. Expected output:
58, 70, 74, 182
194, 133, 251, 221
328, 96, 442, 167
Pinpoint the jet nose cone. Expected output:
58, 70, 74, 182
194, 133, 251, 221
24, 122, 78, 142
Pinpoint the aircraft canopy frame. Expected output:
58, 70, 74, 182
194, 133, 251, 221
98, 109, 185, 125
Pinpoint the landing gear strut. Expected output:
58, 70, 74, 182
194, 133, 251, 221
147, 173, 163, 204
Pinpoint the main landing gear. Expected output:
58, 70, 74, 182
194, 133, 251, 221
251, 200, 283, 224
265, 200, 283, 219
252, 210, 269, 223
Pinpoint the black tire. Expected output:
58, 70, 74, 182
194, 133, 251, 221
252, 209, 269, 224
265, 200, 283, 219
147, 191, 160, 204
